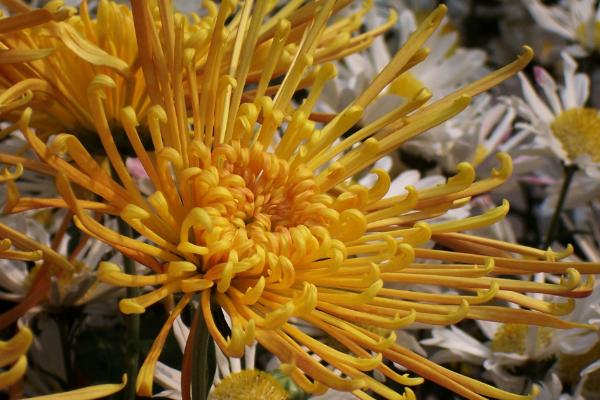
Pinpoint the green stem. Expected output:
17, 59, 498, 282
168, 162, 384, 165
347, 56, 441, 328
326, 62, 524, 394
191, 305, 214, 400
118, 219, 140, 400
543, 164, 577, 249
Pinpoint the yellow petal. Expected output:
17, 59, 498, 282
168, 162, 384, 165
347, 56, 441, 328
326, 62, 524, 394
0, 326, 32, 367
23, 374, 127, 400
0, 355, 26, 390
0, 48, 54, 64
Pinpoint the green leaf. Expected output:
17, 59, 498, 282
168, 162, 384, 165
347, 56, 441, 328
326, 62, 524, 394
191, 307, 215, 400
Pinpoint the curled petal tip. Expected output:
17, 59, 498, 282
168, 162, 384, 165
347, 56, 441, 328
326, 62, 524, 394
148, 105, 168, 122
89, 74, 117, 91
19, 107, 32, 125
120, 106, 138, 126
98, 261, 121, 275
521, 45, 534, 59
119, 299, 145, 314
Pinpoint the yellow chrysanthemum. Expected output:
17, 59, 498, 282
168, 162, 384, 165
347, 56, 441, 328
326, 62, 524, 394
0, 0, 388, 141
0, 325, 31, 391
2, 1, 600, 399
0, 0, 72, 139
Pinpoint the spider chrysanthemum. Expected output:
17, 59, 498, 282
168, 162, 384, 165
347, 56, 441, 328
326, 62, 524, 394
3, 1, 600, 399
0, 0, 386, 141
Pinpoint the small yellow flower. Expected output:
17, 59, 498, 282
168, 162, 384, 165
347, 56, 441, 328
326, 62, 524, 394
210, 370, 287, 400
4, 1, 600, 399
550, 107, 600, 162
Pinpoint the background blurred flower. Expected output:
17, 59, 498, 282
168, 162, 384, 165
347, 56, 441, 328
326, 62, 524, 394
524, 0, 600, 57
512, 52, 599, 177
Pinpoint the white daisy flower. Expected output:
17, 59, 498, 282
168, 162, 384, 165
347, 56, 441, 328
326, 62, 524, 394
393, 9, 488, 99
320, 5, 488, 118
422, 317, 567, 392
512, 51, 600, 177
423, 259, 600, 395
0, 212, 122, 308
318, 5, 393, 117
488, 1, 567, 66
404, 95, 516, 172
318, 5, 497, 172
524, 0, 600, 57
0, 132, 57, 208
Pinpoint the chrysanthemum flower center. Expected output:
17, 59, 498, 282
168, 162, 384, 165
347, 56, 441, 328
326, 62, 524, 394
181, 141, 345, 278
491, 324, 553, 355
215, 146, 322, 231
550, 108, 600, 162
209, 370, 287, 400
557, 340, 600, 396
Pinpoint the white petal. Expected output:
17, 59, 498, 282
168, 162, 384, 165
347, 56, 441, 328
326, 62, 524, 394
533, 66, 563, 114
560, 52, 581, 109
395, 330, 426, 356
172, 316, 189, 352
244, 343, 256, 370
526, 0, 576, 39
572, 73, 590, 107
154, 362, 182, 392
476, 319, 500, 339
421, 327, 489, 359
517, 72, 555, 124
398, 9, 417, 44
153, 390, 182, 400
387, 170, 421, 197
559, 331, 599, 354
